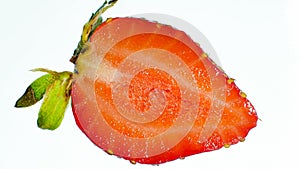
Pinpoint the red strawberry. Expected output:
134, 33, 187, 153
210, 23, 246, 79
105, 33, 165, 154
71, 17, 258, 164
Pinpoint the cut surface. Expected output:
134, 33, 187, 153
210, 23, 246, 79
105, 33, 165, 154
71, 17, 258, 164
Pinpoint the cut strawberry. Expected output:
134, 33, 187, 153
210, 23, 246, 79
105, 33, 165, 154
71, 17, 258, 164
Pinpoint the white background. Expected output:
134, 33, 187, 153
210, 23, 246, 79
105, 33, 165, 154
1, 0, 299, 168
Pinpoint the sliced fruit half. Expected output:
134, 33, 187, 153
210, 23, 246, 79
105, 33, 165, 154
71, 17, 258, 164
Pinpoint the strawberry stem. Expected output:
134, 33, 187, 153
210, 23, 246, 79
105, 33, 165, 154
70, 0, 118, 64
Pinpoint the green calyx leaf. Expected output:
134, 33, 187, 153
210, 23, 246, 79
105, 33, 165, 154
70, 0, 118, 63
37, 71, 72, 130
15, 70, 56, 107
15, 1, 119, 130
15, 68, 73, 130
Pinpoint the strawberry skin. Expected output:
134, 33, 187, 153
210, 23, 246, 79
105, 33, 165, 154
71, 17, 258, 164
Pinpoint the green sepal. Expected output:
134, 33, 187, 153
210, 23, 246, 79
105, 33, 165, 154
15, 73, 56, 107
37, 71, 72, 130
70, 0, 118, 63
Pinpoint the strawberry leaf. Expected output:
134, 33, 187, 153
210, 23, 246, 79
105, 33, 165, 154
15, 68, 73, 130
15, 73, 56, 107
70, 0, 118, 63
37, 71, 72, 130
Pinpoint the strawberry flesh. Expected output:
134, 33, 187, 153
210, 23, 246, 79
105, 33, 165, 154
71, 17, 258, 164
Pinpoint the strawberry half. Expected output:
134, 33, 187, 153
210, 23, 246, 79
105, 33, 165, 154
71, 17, 258, 164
